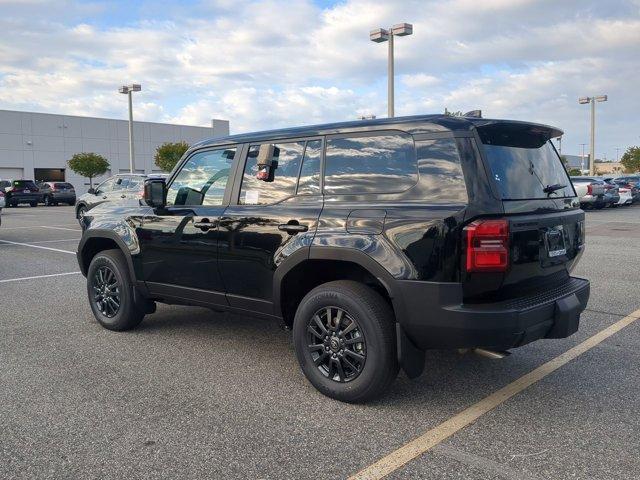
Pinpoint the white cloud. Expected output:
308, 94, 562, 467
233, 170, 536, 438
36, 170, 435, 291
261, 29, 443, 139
0, 0, 638, 158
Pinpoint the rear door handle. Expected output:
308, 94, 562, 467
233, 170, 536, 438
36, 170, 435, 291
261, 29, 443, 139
278, 222, 308, 234
194, 217, 218, 231
120, 194, 126, 198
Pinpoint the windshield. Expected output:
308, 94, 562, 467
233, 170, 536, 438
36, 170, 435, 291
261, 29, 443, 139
482, 138, 574, 200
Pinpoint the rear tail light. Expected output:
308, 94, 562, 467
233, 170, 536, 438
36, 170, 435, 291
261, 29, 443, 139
464, 219, 509, 272
137, 189, 144, 198
0, 191, 4, 197
587, 184, 593, 195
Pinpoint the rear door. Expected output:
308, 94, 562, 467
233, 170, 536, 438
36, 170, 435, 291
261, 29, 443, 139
468, 123, 585, 299
218, 138, 323, 315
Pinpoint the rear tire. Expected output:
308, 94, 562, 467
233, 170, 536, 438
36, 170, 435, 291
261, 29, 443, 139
86, 249, 145, 331
30, 201, 37, 207
293, 280, 398, 403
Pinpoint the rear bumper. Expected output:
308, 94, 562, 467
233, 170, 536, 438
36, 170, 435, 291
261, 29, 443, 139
579, 194, 605, 205
7, 194, 41, 203
51, 193, 76, 202
395, 277, 590, 351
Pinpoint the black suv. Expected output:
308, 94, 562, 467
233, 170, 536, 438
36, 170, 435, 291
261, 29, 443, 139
0, 179, 41, 207
77, 115, 590, 402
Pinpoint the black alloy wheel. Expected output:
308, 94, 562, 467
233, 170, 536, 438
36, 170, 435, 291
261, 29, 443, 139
307, 306, 366, 383
293, 280, 398, 403
92, 265, 121, 318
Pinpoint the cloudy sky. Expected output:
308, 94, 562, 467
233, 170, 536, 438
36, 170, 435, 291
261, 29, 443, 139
0, 0, 638, 159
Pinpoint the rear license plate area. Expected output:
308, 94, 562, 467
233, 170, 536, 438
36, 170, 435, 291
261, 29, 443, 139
545, 225, 566, 258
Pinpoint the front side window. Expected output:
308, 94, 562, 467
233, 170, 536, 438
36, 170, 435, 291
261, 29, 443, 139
240, 141, 305, 205
96, 178, 115, 193
166, 147, 236, 206
324, 133, 417, 195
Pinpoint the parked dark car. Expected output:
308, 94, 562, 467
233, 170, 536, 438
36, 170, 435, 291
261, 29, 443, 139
37, 181, 76, 206
75, 173, 166, 223
600, 179, 620, 207
77, 114, 590, 402
0, 179, 41, 207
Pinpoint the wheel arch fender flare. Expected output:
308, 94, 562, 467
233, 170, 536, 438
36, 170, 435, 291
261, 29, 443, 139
272, 246, 404, 320
77, 229, 137, 284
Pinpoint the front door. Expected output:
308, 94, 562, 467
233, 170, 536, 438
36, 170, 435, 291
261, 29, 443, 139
218, 138, 323, 315
137, 146, 238, 306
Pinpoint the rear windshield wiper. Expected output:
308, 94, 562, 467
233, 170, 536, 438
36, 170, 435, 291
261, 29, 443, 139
543, 183, 567, 194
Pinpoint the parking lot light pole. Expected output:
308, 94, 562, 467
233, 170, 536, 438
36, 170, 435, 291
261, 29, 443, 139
580, 143, 587, 172
370, 23, 413, 118
119, 84, 142, 173
579, 95, 607, 176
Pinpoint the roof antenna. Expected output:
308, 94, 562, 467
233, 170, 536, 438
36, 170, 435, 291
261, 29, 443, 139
464, 110, 482, 118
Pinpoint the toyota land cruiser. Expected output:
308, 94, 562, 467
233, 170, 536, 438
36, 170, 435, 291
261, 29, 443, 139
77, 114, 589, 402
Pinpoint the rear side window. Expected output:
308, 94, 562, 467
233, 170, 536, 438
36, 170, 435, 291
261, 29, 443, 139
479, 127, 573, 200
240, 141, 305, 205
324, 133, 417, 195
415, 138, 468, 203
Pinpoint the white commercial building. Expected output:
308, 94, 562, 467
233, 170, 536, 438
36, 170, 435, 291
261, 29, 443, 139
0, 109, 229, 194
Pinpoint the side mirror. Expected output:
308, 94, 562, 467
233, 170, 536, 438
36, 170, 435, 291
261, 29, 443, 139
144, 178, 166, 208
87, 187, 96, 195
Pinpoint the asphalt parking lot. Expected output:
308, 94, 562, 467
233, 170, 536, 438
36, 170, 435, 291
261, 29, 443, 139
1, 205, 639, 479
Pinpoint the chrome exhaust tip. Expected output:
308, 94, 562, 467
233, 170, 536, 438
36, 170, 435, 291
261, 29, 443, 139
472, 348, 511, 359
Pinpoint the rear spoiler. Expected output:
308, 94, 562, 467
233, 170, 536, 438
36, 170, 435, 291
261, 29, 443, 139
474, 121, 563, 148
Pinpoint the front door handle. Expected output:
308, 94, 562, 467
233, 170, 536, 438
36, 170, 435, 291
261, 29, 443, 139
278, 222, 309, 234
193, 217, 218, 231
120, 194, 126, 198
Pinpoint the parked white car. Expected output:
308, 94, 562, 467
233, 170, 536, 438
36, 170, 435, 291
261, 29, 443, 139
0, 189, 5, 209
617, 186, 633, 205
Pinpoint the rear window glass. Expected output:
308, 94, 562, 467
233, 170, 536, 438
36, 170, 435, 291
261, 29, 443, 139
480, 128, 573, 200
324, 133, 417, 195
13, 180, 37, 189
54, 183, 73, 189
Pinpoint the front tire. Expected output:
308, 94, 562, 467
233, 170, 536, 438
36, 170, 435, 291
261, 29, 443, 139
86, 249, 145, 331
293, 280, 398, 403
77, 205, 87, 226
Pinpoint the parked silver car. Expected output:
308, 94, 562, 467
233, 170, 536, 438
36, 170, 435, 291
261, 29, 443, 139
570, 177, 606, 209
75, 173, 166, 223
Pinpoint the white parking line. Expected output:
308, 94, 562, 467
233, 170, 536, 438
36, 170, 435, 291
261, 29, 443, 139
41, 226, 81, 232
0, 238, 80, 246
0, 239, 75, 254
0, 271, 81, 283
0, 224, 81, 231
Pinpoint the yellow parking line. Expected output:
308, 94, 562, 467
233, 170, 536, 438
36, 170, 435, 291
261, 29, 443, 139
348, 308, 640, 480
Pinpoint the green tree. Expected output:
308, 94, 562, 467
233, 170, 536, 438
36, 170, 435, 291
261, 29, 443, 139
568, 168, 581, 176
621, 146, 640, 173
67, 152, 110, 188
154, 141, 189, 172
